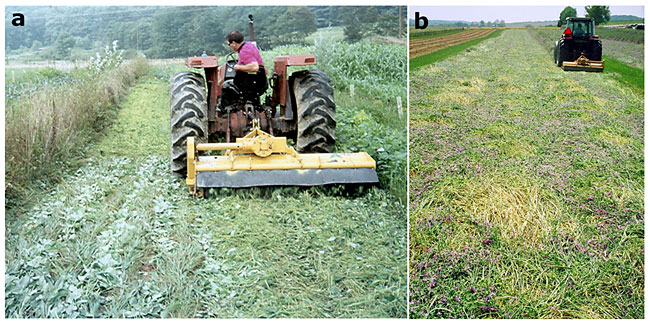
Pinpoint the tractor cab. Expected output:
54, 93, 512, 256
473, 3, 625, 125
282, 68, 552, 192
564, 17, 596, 39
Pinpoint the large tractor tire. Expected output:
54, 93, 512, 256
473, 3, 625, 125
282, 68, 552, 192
169, 72, 208, 177
290, 70, 336, 153
589, 41, 602, 61
554, 40, 569, 67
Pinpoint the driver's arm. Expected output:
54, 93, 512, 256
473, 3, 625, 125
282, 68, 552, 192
235, 61, 259, 73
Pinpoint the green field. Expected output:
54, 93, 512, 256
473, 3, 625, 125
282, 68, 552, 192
5, 67, 34, 81
596, 28, 644, 44
600, 19, 644, 26
305, 26, 345, 44
409, 29, 643, 319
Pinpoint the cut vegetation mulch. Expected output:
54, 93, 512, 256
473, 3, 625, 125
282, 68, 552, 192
5, 67, 407, 318
409, 29, 643, 319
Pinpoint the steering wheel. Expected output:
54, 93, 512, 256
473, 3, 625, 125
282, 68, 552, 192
225, 52, 238, 69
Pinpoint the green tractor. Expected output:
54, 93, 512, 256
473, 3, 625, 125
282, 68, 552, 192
553, 17, 604, 72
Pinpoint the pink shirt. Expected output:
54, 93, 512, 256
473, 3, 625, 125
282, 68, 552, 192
238, 42, 264, 66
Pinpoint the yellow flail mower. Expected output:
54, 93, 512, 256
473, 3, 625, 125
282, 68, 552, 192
185, 121, 378, 197
562, 54, 604, 72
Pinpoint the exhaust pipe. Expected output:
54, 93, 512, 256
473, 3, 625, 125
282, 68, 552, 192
248, 14, 255, 42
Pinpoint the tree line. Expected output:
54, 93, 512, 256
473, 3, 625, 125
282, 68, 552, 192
5, 6, 406, 59
558, 6, 611, 26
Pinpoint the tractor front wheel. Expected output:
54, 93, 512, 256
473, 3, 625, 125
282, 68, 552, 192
290, 70, 336, 153
169, 72, 208, 177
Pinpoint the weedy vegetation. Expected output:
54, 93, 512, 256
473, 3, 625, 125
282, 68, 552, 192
5, 42, 149, 202
5, 38, 407, 318
409, 29, 643, 318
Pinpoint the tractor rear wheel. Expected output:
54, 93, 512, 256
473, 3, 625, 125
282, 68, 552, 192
589, 41, 602, 61
291, 70, 336, 153
169, 72, 208, 176
555, 40, 569, 67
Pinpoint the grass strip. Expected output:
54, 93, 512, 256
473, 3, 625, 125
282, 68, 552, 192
5, 58, 149, 203
602, 55, 644, 93
409, 30, 503, 70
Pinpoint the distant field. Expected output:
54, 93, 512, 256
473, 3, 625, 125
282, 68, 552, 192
410, 29, 495, 59
596, 28, 644, 44
600, 19, 644, 26
531, 27, 644, 44
409, 30, 502, 70
409, 27, 465, 40
5, 67, 35, 82
305, 26, 345, 44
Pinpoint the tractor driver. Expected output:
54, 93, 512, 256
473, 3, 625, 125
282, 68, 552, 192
226, 30, 264, 73
221, 30, 267, 106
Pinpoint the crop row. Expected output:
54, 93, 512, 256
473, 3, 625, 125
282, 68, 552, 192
409, 29, 494, 58
410, 29, 493, 47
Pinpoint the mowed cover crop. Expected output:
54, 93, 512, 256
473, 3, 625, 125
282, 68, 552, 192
409, 30, 643, 318
5, 40, 408, 318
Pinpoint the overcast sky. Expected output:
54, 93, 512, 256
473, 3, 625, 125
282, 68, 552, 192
409, 6, 644, 23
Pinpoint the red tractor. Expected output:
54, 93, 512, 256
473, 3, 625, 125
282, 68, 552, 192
553, 17, 604, 72
169, 15, 335, 176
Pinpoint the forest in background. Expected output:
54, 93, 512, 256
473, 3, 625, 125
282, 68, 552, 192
5, 6, 406, 60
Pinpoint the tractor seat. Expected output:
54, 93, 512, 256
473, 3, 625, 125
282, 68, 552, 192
234, 65, 268, 101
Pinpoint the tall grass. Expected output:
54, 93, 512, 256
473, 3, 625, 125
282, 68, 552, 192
5, 57, 149, 201
601, 55, 644, 93
312, 39, 407, 201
